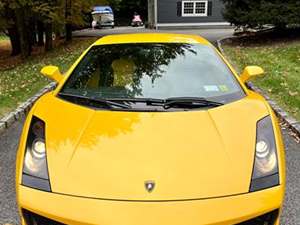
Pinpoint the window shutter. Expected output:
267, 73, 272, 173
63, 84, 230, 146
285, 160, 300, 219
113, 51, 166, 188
177, 1, 182, 17
207, 1, 213, 16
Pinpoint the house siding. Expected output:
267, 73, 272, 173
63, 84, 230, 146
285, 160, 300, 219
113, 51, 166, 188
157, 0, 226, 24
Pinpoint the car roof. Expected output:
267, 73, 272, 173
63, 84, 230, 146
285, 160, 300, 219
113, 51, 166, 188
93, 6, 113, 13
93, 33, 211, 46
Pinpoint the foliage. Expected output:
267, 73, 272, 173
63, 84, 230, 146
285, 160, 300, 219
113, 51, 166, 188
107, 0, 147, 25
116, 0, 147, 14
0, 33, 8, 40
221, 0, 300, 29
0, 0, 145, 56
0, 2, 5, 30
223, 42, 300, 121
0, 0, 106, 56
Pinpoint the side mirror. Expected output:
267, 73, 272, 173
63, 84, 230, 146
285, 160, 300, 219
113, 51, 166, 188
240, 66, 264, 83
41, 66, 63, 83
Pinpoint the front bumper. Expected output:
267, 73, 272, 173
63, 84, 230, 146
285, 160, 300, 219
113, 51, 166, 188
18, 185, 283, 225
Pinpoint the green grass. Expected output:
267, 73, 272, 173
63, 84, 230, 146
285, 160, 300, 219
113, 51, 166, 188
223, 41, 300, 121
0, 38, 96, 117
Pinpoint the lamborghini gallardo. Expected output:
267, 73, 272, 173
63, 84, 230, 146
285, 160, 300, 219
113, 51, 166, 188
16, 33, 285, 225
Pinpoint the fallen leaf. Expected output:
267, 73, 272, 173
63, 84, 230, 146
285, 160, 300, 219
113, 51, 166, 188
289, 91, 298, 96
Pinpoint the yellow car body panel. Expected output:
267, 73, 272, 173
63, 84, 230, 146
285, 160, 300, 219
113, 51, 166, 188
18, 93, 271, 201
18, 185, 282, 225
16, 33, 285, 225
94, 33, 211, 45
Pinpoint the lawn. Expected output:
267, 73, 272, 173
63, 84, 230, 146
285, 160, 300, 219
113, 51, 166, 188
0, 38, 96, 117
223, 41, 300, 121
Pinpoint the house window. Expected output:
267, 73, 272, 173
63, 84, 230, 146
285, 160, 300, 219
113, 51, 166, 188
182, 1, 208, 17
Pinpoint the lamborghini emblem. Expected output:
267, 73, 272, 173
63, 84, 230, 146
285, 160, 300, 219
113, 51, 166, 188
145, 181, 155, 193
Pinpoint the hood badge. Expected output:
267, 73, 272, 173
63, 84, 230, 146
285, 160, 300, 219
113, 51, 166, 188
145, 181, 155, 193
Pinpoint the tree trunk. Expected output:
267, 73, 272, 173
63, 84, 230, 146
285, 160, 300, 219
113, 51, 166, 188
65, 23, 72, 42
30, 18, 37, 46
37, 21, 44, 46
65, 0, 72, 42
45, 22, 53, 51
3, 6, 21, 56
7, 27, 21, 56
15, 7, 32, 58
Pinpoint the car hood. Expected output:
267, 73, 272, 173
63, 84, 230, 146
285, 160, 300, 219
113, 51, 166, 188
33, 93, 269, 201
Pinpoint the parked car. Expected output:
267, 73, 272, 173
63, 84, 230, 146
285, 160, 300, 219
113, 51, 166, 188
16, 33, 285, 225
91, 6, 114, 28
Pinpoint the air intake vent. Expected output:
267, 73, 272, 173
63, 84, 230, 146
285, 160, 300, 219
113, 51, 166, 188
22, 209, 65, 225
236, 209, 279, 225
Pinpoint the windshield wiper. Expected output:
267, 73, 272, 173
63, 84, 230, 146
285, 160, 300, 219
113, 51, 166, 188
163, 97, 224, 109
108, 97, 165, 104
58, 93, 132, 109
106, 97, 224, 110
110, 97, 223, 109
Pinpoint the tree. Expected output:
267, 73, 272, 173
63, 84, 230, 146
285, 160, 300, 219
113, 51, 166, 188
62, 0, 107, 42
221, 0, 300, 30
107, 0, 147, 25
0, 0, 106, 57
0, 0, 42, 57
16, 3, 33, 57
32, 0, 60, 52
0, 0, 22, 55
65, 0, 72, 41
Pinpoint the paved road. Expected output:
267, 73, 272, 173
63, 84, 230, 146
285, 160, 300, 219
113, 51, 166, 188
0, 119, 299, 225
73, 26, 234, 44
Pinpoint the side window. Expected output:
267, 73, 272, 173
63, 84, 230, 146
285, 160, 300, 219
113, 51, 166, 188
65, 50, 100, 89
66, 49, 114, 89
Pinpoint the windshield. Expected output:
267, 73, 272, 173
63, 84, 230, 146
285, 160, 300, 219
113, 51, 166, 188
59, 43, 245, 111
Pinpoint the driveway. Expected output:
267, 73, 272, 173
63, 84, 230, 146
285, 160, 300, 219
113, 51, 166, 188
0, 27, 299, 225
73, 26, 234, 44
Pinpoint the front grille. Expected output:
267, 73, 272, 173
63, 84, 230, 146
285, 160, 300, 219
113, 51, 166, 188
22, 208, 279, 225
22, 209, 65, 225
236, 209, 279, 225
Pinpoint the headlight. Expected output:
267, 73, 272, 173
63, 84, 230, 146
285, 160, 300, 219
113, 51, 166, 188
22, 117, 51, 192
250, 116, 279, 192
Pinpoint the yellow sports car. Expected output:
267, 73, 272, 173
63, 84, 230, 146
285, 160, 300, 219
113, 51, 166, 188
16, 33, 285, 225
